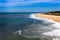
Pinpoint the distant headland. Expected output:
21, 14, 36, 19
45, 11, 60, 16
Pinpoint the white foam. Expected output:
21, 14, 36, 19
14, 30, 21, 35
29, 14, 60, 37
29, 14, 56, 23
43, 30, 60, 36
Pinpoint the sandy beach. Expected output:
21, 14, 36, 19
34, 14, 60, 23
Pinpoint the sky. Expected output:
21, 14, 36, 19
0, 0, 60, 12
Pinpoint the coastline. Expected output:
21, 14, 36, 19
34, 13, 60, 23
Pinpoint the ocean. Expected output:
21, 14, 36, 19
0, 12, 60, 40
0, 12, 42, 40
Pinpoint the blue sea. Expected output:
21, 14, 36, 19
0, 12, 60, 40
0, 12, 42, 40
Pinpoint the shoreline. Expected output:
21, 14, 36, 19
34, 13, 60, 23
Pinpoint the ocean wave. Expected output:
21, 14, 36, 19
22, 14, 60, 39
29, 14, 60, 29
29, 14, 60, 33
17, 14, 60, 40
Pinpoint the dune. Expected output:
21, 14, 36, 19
34, 13, 60, 23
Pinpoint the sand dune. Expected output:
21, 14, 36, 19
34, 14, 60, 23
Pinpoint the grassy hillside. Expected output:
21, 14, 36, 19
45, 11, 60, 16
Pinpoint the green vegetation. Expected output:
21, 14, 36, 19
45, 11, 60, 16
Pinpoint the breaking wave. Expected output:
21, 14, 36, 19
18, 14, 60, 40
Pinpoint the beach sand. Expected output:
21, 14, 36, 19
34, 14, 60, 23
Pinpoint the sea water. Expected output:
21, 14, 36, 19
0, 12, 60, 40
0, 12, 41, 40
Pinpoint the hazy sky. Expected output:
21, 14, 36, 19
0, 0, 60, 12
